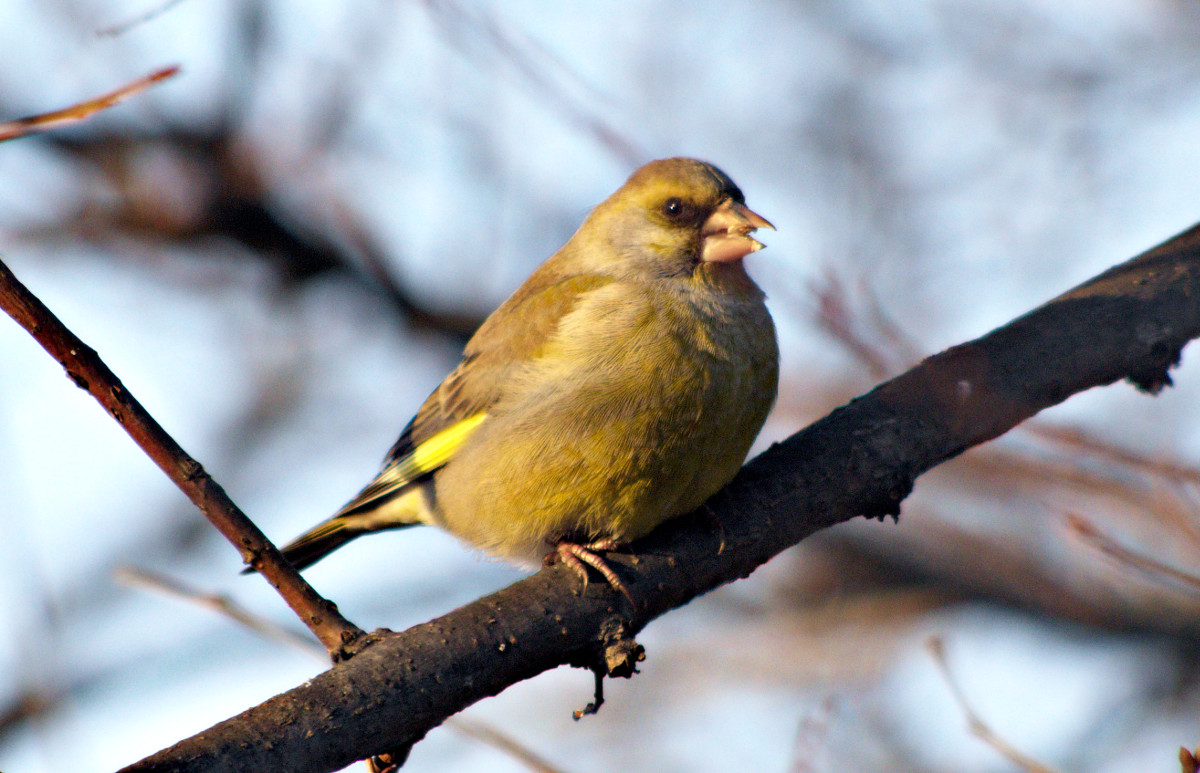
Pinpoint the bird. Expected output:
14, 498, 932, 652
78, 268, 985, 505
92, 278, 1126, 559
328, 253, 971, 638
264, 157, 779, 602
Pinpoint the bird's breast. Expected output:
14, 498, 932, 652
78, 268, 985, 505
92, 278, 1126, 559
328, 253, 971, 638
433, 279, 778, 564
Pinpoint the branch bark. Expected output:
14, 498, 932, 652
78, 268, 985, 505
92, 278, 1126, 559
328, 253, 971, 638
34, 221, 1200, 772
0, 259, 364, 656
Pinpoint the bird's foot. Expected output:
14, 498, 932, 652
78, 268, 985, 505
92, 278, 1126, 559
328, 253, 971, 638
549, 539, 635, 608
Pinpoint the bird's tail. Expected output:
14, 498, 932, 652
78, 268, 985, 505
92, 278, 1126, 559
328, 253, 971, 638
289, 516, 411, 571
244, 485, 430, 573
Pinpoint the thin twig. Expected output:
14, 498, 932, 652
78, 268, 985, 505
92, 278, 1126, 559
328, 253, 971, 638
115, 566, 319, 656
809, 268, 924, 379
1065, 513, 1200, 591
0, 66, 180, 142
926, 635, 1064, 773
0, 258, 364, 656
1028, 422, 1200, 486
450, 719, 571, 773
97, 0, 191, 37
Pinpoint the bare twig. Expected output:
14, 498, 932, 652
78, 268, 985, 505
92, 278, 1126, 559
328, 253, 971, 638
926, 636, 1064, 773
810, 269, 922, 379
0, 66, 179, 142
0, 258, 364, 656
425, 0, 645, 165
1027, 422, 1200, 487
115, 566, 319, 655
97, 0, 191, 37
1065, 513, 1200, 592
450, 719, 570, 773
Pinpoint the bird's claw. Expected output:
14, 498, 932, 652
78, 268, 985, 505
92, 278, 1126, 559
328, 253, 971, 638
552, 540, 635, 608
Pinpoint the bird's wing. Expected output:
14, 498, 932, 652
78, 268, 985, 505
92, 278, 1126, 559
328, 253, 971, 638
334, 270, 614, 518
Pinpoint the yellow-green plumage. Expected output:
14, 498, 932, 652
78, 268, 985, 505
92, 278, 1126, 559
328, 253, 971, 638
275, 158, 779, 573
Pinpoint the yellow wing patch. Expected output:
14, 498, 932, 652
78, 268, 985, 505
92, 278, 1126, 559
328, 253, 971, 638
379, 411, 488, 489
334, 411, 489, 519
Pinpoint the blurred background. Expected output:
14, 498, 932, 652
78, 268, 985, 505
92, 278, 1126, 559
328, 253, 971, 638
2, 1, 1200, 771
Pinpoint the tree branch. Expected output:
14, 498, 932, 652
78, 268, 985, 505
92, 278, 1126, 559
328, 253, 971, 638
0, 66, 179, 142
0, 259, 365, 656
53, 221, 1200, 771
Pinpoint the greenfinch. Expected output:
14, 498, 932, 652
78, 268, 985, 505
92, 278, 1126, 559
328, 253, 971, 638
273, 158, 779, 597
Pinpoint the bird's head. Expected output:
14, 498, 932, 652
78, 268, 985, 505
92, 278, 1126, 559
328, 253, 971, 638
567, 158, 774, 286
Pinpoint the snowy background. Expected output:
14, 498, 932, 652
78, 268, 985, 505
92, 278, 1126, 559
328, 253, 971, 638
1, 1, 1200, 771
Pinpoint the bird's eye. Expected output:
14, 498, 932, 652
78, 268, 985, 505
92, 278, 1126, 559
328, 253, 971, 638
662, 197, 685, 219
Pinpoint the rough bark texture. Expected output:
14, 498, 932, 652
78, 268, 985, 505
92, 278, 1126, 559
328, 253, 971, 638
114, 222, 1200, 772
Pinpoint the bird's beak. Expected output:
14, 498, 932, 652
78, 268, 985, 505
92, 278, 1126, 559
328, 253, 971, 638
700, 199, 776, 263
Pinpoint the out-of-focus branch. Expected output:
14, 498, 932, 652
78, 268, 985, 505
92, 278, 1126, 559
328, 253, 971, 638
115, 566, 318, 655
24, 127, 485, 340
0, 258, 364, 657
1065, 513, 1200, 591
120, 222, 1200, 773
926, 636, 1064, 773
0, 66, 179, 142
97, 0, 191, 37
1181, 745, 1199, 773
449, 719, 570, 773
